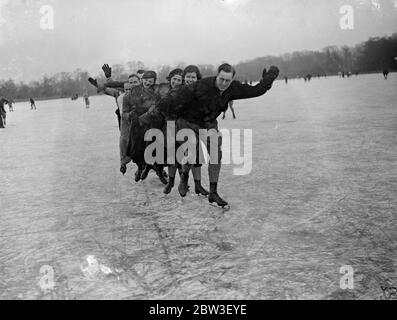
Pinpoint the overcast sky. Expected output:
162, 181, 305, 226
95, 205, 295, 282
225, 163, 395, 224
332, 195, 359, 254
0, 0, 396, 82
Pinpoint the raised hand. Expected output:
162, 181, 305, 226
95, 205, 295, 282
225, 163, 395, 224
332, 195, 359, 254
262, 66, 279, 84
102, 64, 112, 79
267, 66, 279, 79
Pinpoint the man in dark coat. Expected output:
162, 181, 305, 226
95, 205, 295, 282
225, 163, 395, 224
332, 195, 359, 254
142, 63, 279, 207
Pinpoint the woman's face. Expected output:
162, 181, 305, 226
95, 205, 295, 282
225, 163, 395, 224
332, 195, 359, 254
184, 72, 198, 85
170, 75, 183, 89
124, 83, 133, 93
128, 76, 140, 87
142, 78, 155, 88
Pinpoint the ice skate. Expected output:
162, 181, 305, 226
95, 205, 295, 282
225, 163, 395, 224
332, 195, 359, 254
178, 172, 189, 197
194, 181, 209, 196
140, 165, 151, 181
208, 191, 229, 208
134, 167, 143, 182
163, 177, 174, 194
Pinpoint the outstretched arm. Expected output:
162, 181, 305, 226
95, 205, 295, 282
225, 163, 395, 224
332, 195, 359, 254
104, 80, 127, 89
104, 87, 121, 98
88, 77, 123, 97
230, 66, 279, 100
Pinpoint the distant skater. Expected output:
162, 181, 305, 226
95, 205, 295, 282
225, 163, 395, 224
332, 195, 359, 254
30, 98, 36, 110
285, 77, 288, 84
0, 97, 8, 128
383, 69, 389, 80
83, 94, 90, 108
8, 99, 14, 112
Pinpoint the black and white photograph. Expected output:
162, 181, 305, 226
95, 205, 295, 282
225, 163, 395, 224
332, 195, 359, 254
0, 0, 396, 303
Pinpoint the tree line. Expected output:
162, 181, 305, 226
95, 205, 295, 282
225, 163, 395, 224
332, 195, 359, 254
1, 33, 396, 101
235, 33, 397, 81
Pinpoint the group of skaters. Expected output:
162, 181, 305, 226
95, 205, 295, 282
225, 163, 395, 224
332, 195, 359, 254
70, 92, 90, 108
0, 97, 16, 128
0, 97, 37, 129
281, 69, 392, 84
88, 62, 279, 208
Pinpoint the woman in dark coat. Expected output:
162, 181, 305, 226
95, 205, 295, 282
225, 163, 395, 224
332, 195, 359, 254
121, 71, 166, 182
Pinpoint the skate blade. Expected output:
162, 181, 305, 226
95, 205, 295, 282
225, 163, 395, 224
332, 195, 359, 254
194, 193, 207, 197
209, 202, 230, 212
195, 191, 209, 197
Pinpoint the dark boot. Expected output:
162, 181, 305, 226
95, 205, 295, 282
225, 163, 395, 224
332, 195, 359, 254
178, 172, 189, 197
163, 176, 175, 194
178, 167, 190, 191
140, 165, 151, 181
208, 182, 228, 207
120, 164, 127, 175
194, 180, 209, 196
134, 166, 143, 182
154, 165, 168, 185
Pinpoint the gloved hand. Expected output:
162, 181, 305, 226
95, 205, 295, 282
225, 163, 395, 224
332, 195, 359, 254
102, 64, 112, 79
262, 66, 279, 84
88, 77, 98, 88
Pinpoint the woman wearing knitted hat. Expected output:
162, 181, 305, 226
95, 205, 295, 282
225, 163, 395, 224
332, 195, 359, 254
122, 70, 165, 182
139, 68, 184, 182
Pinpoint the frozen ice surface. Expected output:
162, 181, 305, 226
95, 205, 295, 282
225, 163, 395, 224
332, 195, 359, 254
0, 73, 396, 299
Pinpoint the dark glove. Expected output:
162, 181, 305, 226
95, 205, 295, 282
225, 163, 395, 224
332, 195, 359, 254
88, 77, 98, 88
262, 66, 279, 84
102, 64, 112, 79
